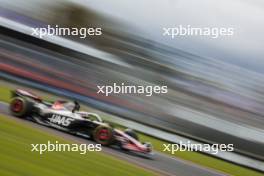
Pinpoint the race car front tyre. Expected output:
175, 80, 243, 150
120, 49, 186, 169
10, 97, 33, 118
93, 125, 114, 146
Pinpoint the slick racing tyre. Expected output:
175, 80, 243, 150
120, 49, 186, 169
10, 97, 33, 118
93, 125, 114, 146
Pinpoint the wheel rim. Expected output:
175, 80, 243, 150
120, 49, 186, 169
97, 128, 110, 141
11, 99, 23, 112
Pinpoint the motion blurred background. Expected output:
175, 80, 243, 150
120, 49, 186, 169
0, 0, 264, 175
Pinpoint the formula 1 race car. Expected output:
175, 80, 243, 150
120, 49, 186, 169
9, 89, 152, 155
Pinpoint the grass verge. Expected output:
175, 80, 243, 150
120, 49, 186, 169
0, 114, 156, 176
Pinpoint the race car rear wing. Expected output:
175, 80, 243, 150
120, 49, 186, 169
11, 89, 42, 102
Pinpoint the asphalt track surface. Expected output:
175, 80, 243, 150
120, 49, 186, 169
0, 102, 227, 176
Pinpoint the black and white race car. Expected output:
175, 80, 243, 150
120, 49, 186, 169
9, 89, 153, 156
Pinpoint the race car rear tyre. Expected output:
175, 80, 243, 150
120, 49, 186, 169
93, 125, 114, 146
10, 97, 33, 118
